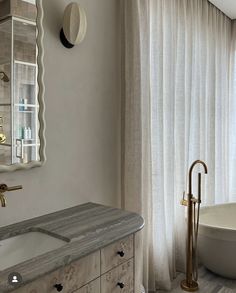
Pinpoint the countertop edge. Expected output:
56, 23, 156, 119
0, 203, 144, 292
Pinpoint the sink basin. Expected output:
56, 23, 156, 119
0, 231, 67, 270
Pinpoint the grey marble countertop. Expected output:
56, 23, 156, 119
0, 202, 144, 292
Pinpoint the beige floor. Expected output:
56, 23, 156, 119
157, 267, 236, 293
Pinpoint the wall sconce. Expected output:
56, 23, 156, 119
60, 2, 87, 49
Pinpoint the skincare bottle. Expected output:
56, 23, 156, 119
27, 127, 32, 140
23, 127, 28, 139
19, 98, 24, 111
19, 127, 24, 139
23, 98, 28, 110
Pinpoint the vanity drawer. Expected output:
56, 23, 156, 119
12, 268, 61, 293
101, 259, 134, 293
61, 251, 100, 292
101, 235, 133, 274
12, 251, 100, 293
75, 278, 100, 293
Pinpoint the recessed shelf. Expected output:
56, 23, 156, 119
14, 60, 37, 67
16, 138, 35, 140
14, 104, 38, 108
18, 110, 34, 113
22, 143, 39, 147
0, 143, 12, 147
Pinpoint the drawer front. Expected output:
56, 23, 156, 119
12, 251, 100, 293
75, 278, 100, 293
101, 235, 133, 273
101, 259, 134, 293
61, 251, 100, 292
12, 269, 61, 293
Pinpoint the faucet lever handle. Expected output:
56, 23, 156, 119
181, 191, 188, 206
0, 184, 22, 192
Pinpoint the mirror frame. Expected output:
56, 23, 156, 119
0, 0, 46, 172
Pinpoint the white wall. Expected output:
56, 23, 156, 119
0, 0, 121, 227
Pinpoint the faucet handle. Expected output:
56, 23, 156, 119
0, 184, 22, 192
181, 191, 188, 206
0, 184, 22, 207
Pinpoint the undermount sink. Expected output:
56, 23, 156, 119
0, 231, 68, 270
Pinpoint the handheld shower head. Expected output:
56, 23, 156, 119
0, 72, 9, 83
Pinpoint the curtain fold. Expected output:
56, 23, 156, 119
122, 0, 234, 291
229, 21, 236, 201
121, 0, 154, 290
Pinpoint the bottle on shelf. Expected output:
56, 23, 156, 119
22, 127, 32, 140
22, 150, 28, 164
19, 126, 24, 139
23, 98, 28, 110
19, 98, 24, 111
27, 127, 32, 140
23, 126, 28, 139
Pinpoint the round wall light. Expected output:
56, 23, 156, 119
60, 2, 87, 49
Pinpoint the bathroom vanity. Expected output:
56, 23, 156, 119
0, 203, 144, 292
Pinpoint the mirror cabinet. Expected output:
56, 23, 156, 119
0, 0, 45, 171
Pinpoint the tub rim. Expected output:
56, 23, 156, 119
199, 202, 236, 241
200, 202, 236, 230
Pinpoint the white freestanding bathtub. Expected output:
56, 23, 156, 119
199, 203, 236, 279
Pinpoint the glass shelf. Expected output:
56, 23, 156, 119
18, 111, 34, 113
14, 104, 38, 107
0, 143, 12, 147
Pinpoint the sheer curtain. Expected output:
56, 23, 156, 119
122, 0, 233, 292
229, 21, 236, 201
121, 0, 154, 291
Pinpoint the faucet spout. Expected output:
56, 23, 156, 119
0, 193, 6, 207
188, 160, 208, 196
0, 183, 23, 208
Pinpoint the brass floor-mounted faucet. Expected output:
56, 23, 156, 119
181, 160, 208, 292
0, 184, 23, 207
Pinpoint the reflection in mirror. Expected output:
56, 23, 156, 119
0, 0, 44, 169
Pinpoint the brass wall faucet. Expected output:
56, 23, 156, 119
181, 160, 208, 292
0, 184, 23, 207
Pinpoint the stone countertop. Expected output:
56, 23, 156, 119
0, 202, 144, 292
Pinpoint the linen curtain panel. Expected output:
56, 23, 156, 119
121, 0, 233, 292
229, 20, 236, 200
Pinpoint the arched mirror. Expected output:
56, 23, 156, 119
0, 0, 45, 171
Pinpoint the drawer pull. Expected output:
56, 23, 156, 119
117, 282, 125, 289
54, 284, 63, 291
117, 251, 125, 257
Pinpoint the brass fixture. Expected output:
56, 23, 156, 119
0, 193, 6, 207
0, 71, 9, 82
181, 160, 208, 292
0, 117, 6, 144
0, 184, 23, 207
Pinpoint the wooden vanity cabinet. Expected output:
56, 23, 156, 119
74, 278, 100, 293
101, 235, 134, 274
101, 259, 134, 293
12, 232, 143, 293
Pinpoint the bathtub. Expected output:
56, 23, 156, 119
199, 203, 236, 279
